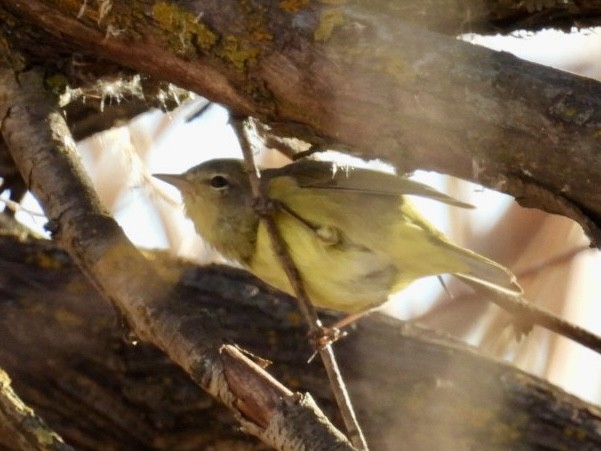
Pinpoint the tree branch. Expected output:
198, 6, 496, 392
2, 229, 601, 449
0, 368, 74, 451
4, 0, 601, 245
232, 117, 367, 450
0, 65, 352, 450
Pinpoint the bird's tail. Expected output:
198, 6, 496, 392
452, 247, 522, 295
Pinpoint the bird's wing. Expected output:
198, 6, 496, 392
265, 159, 473, 208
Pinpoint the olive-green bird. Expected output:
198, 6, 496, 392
155, 159, 521, 314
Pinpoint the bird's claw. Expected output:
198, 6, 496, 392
311, 326, 347, 349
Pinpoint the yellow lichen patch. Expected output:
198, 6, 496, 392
152, 2, 217, 54
247, 11, 274, 42
279, 0, 309, 13
217, 35, 260, 71
314, 8, 345, 42
318, 0, 348, 4
593, 129, 601, 138
55, 308, 84, 327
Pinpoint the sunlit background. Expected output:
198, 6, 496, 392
4, 28, 601, 404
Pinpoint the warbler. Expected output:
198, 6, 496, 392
154, 158, 521, 314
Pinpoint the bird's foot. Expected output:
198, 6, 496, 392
311, 325, 347, 349
307, 326, 347, 363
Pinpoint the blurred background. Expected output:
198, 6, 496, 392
3, 28, 601, 405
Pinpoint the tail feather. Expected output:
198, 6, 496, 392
452, 248, 522, 295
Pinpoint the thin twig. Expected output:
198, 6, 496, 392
458, 277, 601, 355
0, 197, 46, 218
417, 246, 601, 355
1, 66, 353, 451
418, 245, 590, 316
231, 117, 368, 451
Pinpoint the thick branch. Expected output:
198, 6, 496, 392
1, 230, 601, 449
4, 0, 601, 244
233, 117, 367, 450
0, 66, 351, 450
399, 0, 601, 34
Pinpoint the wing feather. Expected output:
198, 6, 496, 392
264, 159, 473, 208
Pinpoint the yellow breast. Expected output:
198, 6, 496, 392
249, 207, 398, 313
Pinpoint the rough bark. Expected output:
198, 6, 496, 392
0, 66, 351, 450
1, 228, 600, 450
0, 368, 73, 451
2, 0, 601, 245
2, 2, 601, 449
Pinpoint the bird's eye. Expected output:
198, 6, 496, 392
210, 175, 229, 190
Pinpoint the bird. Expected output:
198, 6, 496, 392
154, 158, 521, 314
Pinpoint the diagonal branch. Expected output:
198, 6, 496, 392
232, 116, 367, 450
458, 278, 601, 355
4, 0, 601, 245
2, 228, 601, 449
0, 64, 352, 450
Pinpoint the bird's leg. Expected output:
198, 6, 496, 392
310, 326, 347, 350
307, 326, 348, 363
329, 310, 373, 330
310, 310, 374, 350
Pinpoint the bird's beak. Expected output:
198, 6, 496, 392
153, 173, 192, 193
